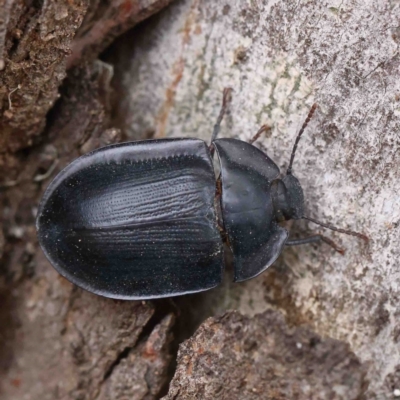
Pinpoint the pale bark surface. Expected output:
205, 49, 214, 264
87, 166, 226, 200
110, 0, 400, 398
0, 0, 399, 399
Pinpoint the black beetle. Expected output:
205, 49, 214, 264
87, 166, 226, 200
36, 89, 367, 300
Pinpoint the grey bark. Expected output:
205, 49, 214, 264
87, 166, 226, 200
109, 0, 400, 398
1, 0, 399, 399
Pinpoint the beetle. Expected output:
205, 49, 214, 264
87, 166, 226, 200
36, 89, 368, 300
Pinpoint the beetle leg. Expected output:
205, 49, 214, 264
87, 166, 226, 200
210, 88, 233, 151
285, 235, 345, 255
248, 124, 271, 144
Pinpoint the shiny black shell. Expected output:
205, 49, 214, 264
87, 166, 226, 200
37, 139, 223, 299
37, 137, 291, 299
214, 139, 288, 282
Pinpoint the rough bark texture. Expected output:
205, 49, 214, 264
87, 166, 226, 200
107, 0, 400, 398
164, 310, 367, 400
0, 61, 175, 400
0, 0, 399, 399
68, 0, 175, 68
0, 1, 176, 395
97, 314, 175, 400
0, 0, 90, 179
0, 0, 174, 181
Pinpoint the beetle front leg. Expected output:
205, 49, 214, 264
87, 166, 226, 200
285, 235, 345, 255
210, 88, 233, 152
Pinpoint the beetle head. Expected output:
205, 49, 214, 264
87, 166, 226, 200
282, 174, 304, 219
271, 175, 304, 222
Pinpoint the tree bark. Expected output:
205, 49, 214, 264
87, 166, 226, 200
0, 2, 176, 400
0, 0, 89, 178
164, 310, 366, 400
1, 0, 399, 399
107, 1, 400, 397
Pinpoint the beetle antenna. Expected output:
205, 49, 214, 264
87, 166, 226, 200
303, 215, 369, 241
287, 103, 318, 175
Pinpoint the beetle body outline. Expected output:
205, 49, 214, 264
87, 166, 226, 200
36, 95, 367, 300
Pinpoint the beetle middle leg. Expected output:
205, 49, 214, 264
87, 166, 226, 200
285, 235, 345, 255
248, 124, 271, 144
